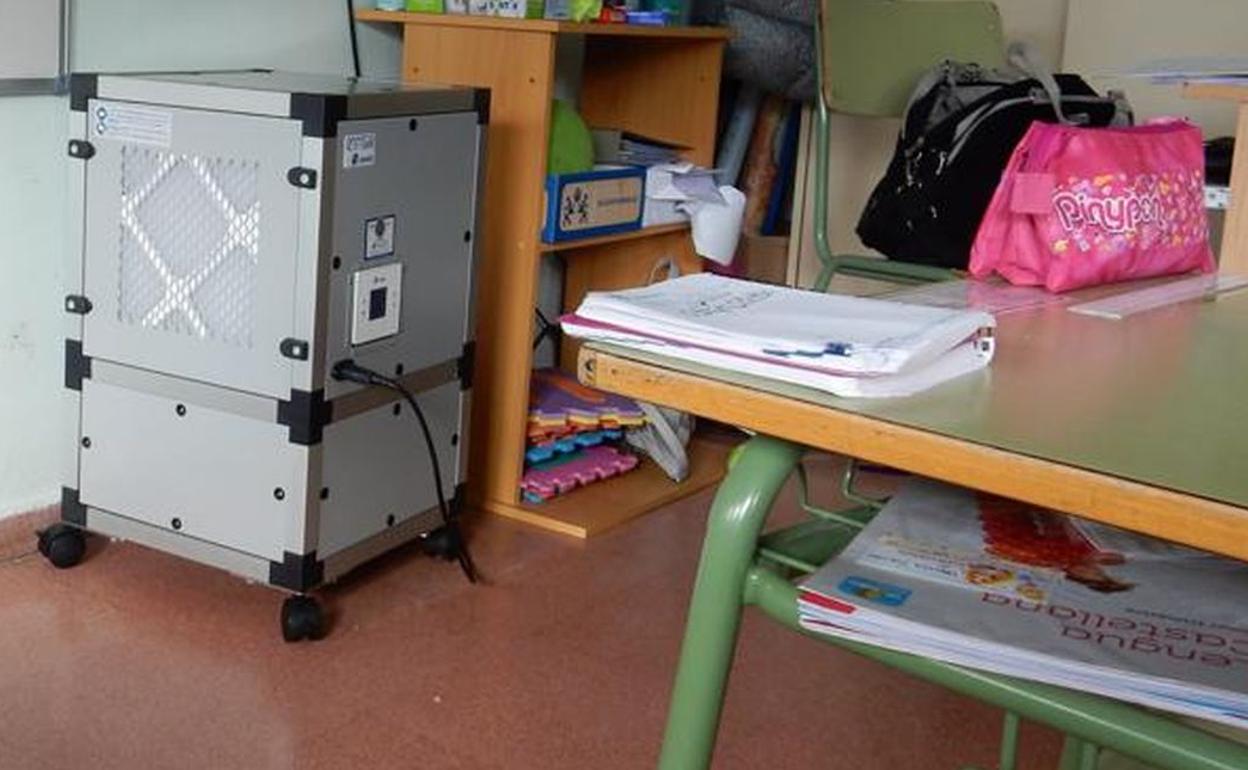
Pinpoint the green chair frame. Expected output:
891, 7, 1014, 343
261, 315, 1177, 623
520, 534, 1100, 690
811, 0, 1007, 291
656, 436, 1248, 770
653, 5, 1248, 767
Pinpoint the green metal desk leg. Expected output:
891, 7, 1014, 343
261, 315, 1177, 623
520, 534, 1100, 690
657, 435, 804, 770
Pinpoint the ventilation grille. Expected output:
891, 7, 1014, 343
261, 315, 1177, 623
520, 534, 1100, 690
118, 147, 261, 348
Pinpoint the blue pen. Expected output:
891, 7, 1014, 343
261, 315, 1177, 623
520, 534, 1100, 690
762, 342, 854, 358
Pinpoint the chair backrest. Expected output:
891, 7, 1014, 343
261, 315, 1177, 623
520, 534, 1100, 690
820, 0, 1007, 118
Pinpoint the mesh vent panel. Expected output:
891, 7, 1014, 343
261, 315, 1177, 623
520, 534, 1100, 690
118, 147, 261, 348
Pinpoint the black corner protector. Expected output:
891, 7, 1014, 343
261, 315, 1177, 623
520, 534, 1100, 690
289, 92, 349, 138
287, 167, 318, 190
458, 340, 476, 391
67, 140, 95, 160
268, 551, 324, 592
69, 73, 98, 112
277, 389, 333, 446
60, 487, 87, 526
65, 294, 93, 315
475, 89, 491, 125
64, 339, 92, 391
280, 337, 310, 361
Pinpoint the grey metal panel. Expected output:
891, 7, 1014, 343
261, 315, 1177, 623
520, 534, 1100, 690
64, 107, 88, 490
95, 73, 292, 118
0, 78, 64, 96
324, 111, 479, 399
80, 98, 305, 399
321, 506, 441, 584
79, 378, 307, 561
317, 381, 463, 559
84, 506, 271, 585
463, 123, 487, 349
330, 356, 459, 422
291, 135, 333, 393
101, 71, 477, 118
89, 359, 274, 423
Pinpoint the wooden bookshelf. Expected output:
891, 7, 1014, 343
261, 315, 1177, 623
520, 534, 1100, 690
355, 9, 732, 39
542, 223, 689, 253
495, 435, 732, 538
358, 11, 729, 536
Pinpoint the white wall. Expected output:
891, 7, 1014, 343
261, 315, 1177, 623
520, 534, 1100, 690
1064, 0, 1246, 138
0, 96, 68, 515
0, 1, 399, 518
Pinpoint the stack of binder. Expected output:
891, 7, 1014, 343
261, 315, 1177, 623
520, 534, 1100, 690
562, 274, 996, 398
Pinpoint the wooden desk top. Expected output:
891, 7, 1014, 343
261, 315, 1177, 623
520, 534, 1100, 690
356, 9, 732, 39
579, 289, 1248, 560
1182, 82, 1248, 102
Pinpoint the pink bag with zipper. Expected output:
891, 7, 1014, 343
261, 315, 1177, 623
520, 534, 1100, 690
969, 119, 1214, 292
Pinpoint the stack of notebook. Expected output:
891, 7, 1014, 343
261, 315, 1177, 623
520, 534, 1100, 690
799, 478, 1248, 727
562, 274, 997, 398
591, 129, 687, 166
520, 368, 645, 503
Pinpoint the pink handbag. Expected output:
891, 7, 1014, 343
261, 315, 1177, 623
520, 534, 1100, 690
969, 120, 1214, 292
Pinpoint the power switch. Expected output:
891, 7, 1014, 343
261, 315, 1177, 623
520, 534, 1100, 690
351, 263, 402, 345
368, 287, 388, 321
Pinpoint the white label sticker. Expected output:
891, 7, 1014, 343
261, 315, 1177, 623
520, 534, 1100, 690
90, 101, 173, 147
343, 132, 377, 169
365, 215, 396, 259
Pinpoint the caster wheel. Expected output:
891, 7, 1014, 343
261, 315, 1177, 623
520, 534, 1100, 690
419, 525, 459, 561
281, 595, 326, 642
37, 524, 86, 570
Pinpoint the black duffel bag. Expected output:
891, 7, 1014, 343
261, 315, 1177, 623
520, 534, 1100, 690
856, 47, 1131, 269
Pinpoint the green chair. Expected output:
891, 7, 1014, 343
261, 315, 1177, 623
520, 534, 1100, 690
811, 0, 1007, 290
657, 437, 1248, 770
654, 6, 1248, 770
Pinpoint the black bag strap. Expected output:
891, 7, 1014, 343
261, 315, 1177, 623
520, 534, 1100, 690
1007, 42, 1073, 125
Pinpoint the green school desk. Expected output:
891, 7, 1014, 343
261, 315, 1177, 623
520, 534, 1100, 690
577, 289, 1248, 770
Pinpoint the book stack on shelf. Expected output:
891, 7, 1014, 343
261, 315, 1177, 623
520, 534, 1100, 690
520, 368, 647, 503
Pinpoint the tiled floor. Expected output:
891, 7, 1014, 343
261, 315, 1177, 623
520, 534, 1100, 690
0, 454, 1061, 769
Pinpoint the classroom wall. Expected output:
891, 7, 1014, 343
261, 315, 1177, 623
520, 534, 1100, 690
1063, 0, 1246, 138
0, 1, 398, 519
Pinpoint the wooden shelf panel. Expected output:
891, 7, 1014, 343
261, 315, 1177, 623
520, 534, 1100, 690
542, 223, 689, 253
356, 9, 731, 39
481, 434, 735, 538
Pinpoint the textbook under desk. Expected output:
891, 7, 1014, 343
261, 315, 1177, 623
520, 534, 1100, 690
578, 286, 1248, 770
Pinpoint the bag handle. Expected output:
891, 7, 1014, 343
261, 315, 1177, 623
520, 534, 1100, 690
1007, 42, 1073, 125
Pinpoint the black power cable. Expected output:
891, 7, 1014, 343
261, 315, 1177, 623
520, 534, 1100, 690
345, 0, 362, 79
332, 360, 478, 583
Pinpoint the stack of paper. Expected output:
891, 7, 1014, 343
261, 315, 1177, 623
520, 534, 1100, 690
592, 129, 687, 166
799, 478, 1248, 727
562, 274, 996, 398
643, 163, 724, 228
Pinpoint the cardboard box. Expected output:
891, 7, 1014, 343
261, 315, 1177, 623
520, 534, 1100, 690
737, 234, 792, 285
542, 166, 645, 243
469, 0, 544, 17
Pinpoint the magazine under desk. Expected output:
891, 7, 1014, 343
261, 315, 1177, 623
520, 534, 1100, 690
576, 293, 1248, 770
